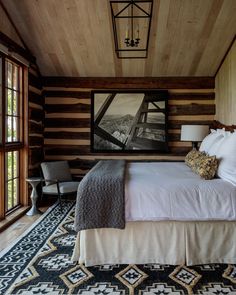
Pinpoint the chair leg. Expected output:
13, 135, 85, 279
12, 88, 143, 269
58, 193, 63, 212
56, 182, 63, 213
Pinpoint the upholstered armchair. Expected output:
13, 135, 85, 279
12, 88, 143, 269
40, 161, 80, 210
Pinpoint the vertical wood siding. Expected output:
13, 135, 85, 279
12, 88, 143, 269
215, 39, 236, 125
43, 78, 215, 180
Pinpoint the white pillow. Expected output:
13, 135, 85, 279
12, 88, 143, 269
217, 132, 236, 185
207, 130, 231, 157
199, 129, 224, 153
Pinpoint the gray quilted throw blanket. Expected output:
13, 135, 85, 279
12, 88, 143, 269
74, 160, 126, 232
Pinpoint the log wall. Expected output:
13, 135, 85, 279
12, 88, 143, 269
43, 77, 215, 180
28, 65, 44, 176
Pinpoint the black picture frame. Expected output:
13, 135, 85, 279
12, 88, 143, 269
91, 89, 168, 153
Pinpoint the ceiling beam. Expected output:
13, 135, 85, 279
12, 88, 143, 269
42, 76, 214, 89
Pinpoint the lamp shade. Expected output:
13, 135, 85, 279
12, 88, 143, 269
181, 125, 209, 142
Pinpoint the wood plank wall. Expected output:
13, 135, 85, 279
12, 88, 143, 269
215, 38, 236, 125
43, 77, 215, 180
28, 65, 44, 177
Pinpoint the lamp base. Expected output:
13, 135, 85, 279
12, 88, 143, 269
192, 142, 199, 150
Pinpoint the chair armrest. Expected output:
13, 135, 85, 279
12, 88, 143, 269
41, 178, 62, 195
42, 178, 59, 185
41, 179, 75, 195
43, 179, 74, 183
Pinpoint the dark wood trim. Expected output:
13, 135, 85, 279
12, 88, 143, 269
45, 103, 90, 113
42, 77, 215, 89
168, 120, 213, 129
168, 133, 180, 142
68, 159, 97, 169
1, 56, 6, 219
29, 72, 42, 90
168, 104, 215, 115
169, 147, 190, 154
44, 118, 90, 128
211, 120, 236, 132
0, 32, 35, 64
44, 131, 90, 140
0, 1, 42, 78
44, 148, 186, 157
29, 148, 44, 165
29, 121, 43, 134
215, 34, 236, 77
29, 136, 43, 146
0, 1, 30, 52
29, 108, 44, 122
44, 146, 90, 155
21, 67, 29, 207
68, 158, 189, 171
44, 91, 91, 98
28, 167, 41, 177
169, 93, 215, 100
29, 91, 44, 105
44, 91, 215, 101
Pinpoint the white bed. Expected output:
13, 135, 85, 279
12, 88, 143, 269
125, 162, 236, 221
72, 162, 236, 266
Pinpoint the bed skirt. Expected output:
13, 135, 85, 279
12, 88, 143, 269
72, 220, 236, 266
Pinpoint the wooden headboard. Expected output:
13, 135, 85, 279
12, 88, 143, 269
211, 120, 236, 132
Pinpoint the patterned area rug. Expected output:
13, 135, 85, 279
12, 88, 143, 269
1, 202, 236, 295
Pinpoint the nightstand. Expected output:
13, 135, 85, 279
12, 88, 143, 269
26, 177, 43, 216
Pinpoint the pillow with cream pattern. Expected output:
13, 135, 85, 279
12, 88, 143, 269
185, 150, 205, 168
192, 154, 219, 180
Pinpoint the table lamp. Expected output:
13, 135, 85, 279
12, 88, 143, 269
181, 125, 209, 150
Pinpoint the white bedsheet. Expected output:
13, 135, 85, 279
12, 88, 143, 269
125, 162, 236, 221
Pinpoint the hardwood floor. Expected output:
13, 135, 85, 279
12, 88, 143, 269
0, 203, 51, 252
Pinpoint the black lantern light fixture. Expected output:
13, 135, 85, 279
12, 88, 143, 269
110, 0, 153, 58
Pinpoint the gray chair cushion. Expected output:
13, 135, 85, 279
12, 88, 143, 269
41, 161, 72, 186
42, 181, 80, 194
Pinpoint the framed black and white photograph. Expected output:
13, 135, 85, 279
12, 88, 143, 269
91, 90, 168, 152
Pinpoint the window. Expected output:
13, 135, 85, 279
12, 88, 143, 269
0, 54, 27, 219
6, 151, 20, 211
5, 61, 22, 143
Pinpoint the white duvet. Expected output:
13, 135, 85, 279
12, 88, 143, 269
125, 162, 236, 221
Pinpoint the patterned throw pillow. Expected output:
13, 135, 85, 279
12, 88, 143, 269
185, 150, 205, 168
192, 155, 219, 180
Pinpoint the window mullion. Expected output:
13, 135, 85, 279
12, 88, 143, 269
0, 153, 5, 220
11, 65, 13, 144
2, 58, 6, 145
11, 151, 15, 207
17, 151, 20, 205
0, 57, 6, 218
5, 153, 8, 213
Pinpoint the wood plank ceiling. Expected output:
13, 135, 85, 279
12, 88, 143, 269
2, 0, 236, 77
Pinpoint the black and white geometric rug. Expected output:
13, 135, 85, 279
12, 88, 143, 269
1, 202, 236, 295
